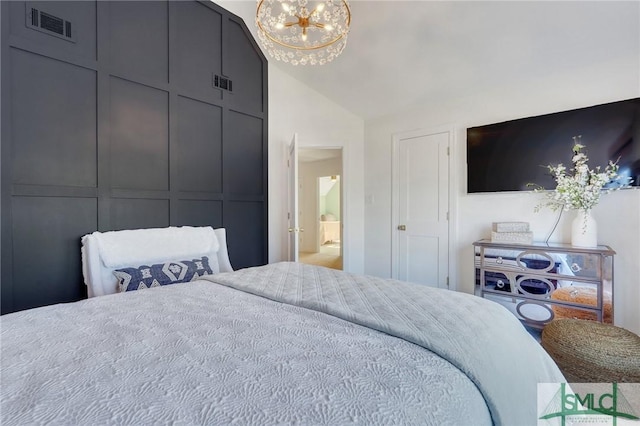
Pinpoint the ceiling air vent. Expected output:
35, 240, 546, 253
25, 3, 76, 43
213, 74, 233, 93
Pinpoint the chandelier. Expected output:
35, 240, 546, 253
256, 0, 351, 66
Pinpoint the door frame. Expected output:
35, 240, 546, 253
391, 125, 458, 290
297, 145, 345, 263
287, 134, 299, 262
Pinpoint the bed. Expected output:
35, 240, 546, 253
0, 226, 565, 425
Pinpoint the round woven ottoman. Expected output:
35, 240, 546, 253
550, 287, 612, 322
541, 319, 640, 383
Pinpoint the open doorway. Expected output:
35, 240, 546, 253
316, 175, 341, 267
297, 148, 342, 270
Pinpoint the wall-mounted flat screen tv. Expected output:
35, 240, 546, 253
466, 98, 639, 193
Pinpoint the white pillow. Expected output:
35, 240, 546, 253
82, 226, 232, 298
95, 226, 219, 268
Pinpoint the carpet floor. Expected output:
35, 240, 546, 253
299, 243, 342, 270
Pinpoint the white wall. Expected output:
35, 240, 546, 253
269, 68, 365, 272
217, 0, 637, 331
216, 1, 365, 273
364, 82, 640, 334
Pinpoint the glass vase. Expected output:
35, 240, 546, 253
571, 209, 597, 248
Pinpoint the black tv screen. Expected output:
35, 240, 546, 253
466, 98, 640, 193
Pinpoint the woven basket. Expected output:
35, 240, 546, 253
550, 286, 612, 323
542, 319, 640, 383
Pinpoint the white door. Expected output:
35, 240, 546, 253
287, 134, 299, 262
392, 129, 450, 288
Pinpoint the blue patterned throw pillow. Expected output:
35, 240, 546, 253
114, 256, 214, 292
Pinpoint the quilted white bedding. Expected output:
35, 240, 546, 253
1, 262, 564, 425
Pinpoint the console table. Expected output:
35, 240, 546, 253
473, 240, 615, 329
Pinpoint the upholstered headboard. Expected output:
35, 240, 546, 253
81, 226, 233, 298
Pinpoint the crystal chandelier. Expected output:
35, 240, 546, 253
256, 0, 351, 66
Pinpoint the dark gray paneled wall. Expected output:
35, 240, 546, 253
1, 1, 268, 314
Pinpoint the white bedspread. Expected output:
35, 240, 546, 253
1, 263, 563, 425
202, 262, 565, 425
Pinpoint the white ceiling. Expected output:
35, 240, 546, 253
217, 1, 639, 121
298, 147, 342, 162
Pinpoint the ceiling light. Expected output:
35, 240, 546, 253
256, 0, 351, 66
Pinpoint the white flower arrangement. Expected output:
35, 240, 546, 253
530, 136, 631, 213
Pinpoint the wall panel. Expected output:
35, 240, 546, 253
174, 1, 222, 99
175, 200, 223, 228
225, 20, 264, 115
9, 1, 97, 61
226, 111, 264, 196
12, 197, 97, 311
110, 77, 169, 191
177, 96, 223, 193
225, 201, 265, 269
110, 199, 170, 231
11, 49, 96, 187
108, 1, 168, 83
1, 0, 268, 314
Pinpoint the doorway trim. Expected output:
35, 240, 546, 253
297, 145, 345, 268
391, 125, 458, 290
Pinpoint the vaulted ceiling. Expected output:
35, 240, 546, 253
217, 1, 639, 121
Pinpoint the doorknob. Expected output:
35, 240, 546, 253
300, 228, 304, 232
397, 225, 406, 231
288, 228, 294, 232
